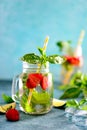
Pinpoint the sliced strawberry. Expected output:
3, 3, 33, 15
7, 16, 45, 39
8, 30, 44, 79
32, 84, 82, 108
26, 79, 35, 89
29, 73, 43, 81
26, 73, 43, 89
40, 76, 48, 90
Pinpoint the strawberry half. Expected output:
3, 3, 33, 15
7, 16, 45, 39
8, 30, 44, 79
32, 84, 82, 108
26, 79, 35, 89
40, 76, 48, 90
26, 73, 43, 89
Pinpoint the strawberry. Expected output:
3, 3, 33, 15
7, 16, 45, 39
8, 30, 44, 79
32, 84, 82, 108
6, 109, 19, 121
26, 79, 34, 89
40, 76, 48, 90
65, 56, 80, 66
28, 73, 43, 80
26, 73, 43, 89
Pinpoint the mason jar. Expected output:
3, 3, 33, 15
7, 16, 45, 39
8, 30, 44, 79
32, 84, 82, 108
12, 62, 53, 115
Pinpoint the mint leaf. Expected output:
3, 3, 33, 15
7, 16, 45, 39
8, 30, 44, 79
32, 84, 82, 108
66, 98, 87, 110
31, 90, 50, 105
58, 84, 70, 90
59, 72, 87, 99
70, 72, 83, 86
79, 98, 87, 106
20, 89, 51, 113
56, 41, 64, 51
47, 55, 65, 64
20, 53, 40, 64
20, 93, 35, 113
38, 47, 44, 55
2, 94, 14, 103
60, 87, 81, 99
66, 99, 79, 108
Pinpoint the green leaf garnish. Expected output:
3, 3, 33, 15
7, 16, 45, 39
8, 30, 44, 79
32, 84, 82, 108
20, 89, 51, 113
60, 87, 81, 99
20, 53, 40, 64
2, 94, 14, 103
20, 46, 65, 66
66, 99, 79, 108
38, 47, 44, 55
47, 55, 65, 64
56, 41, 64, 51
59, 72, 87, 99
31, 90, 50, 104
66, 98, 87, 110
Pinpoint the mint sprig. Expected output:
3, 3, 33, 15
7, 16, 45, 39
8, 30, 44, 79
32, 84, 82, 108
66, 99, 79, 108
66, 98, 87, 110
59, 72, 87, 99
20, 47, 65, 66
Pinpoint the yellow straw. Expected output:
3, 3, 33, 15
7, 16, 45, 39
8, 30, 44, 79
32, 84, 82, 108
43, 36, 49, 52
28, 36, 49, 104
28, 89, 33, 104
77, 30, 85, 45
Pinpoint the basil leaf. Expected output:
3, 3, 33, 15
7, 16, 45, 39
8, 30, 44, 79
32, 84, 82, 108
47, 55, 65, 64
59, 87, 81, 99
20, 53, 40, 64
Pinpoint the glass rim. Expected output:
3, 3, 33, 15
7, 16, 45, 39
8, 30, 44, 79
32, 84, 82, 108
22, 61, 49, 69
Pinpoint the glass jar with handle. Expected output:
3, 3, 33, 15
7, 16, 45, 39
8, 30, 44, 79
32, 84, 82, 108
12, 62, 53, 114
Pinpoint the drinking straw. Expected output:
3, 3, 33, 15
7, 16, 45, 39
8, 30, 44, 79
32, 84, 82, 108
74, 30, 85, 65
62, 69, 73, 85
43, 36, 49, 52
77, 30, 85, 45
28, 36, 49, 104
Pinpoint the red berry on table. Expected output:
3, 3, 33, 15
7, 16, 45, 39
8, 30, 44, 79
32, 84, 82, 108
6, 109, 19, 121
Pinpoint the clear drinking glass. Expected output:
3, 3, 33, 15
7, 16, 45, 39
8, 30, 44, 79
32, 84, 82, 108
12, 62, 53, 115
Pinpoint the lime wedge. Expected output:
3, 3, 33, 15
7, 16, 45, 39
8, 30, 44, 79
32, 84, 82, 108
53, 98, 66, 108
0, 102, 16, 113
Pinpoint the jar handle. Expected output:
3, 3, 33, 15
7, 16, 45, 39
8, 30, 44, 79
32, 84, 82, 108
12, 75, 20, 103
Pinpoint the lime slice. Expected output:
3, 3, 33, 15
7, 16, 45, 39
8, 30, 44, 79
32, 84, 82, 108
53, 98, 66, 108
0, 102, 16, 113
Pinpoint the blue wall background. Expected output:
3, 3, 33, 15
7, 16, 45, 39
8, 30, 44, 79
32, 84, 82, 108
0, 0, 87, 80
